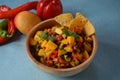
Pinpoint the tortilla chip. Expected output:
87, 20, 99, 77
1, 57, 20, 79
54, 13, 73, 27
75, 12, 88, 24
84, 21, 95, 36
55, 12, 95, 36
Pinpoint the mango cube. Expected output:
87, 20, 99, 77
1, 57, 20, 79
34, 31, 43, 43
83, 50, 89, 59
58, 49, 67, 56
67, 36, 75, 46
41, 40, 47, 48
29, 38, 37, 46
64, 46, 73, 52
45, 49, 53, 57
45, 40, 58, 50
38, 49, 46, 56
55, 28, 63, 35
61, 39, 68, 44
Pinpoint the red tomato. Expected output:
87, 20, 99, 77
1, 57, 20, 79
72, 53, 78, 60
51, 50, 58, 59
56, 35, 63, 41
78, 41, 83, 49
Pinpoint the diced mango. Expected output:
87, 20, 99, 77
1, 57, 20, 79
70, 60, 75, 67
61, 39, 68, 44
58, 49, 67, 56
34, 31, 42, 38
86, 37, 93, 43
64, 46, 73, 52
41, 40, 47, 48
77, 53, 83, 61
44, 40, 58, 57
45, 49, 53, 57
74, 59, 79, 65
29, 38, 37, 46
34, 31, 43, 43
45, 40, 58, 50
55, 28, 62, 35
38, 49, 46, 56
79, 36, 83, 42
83, 50, 89, 59
67, 36, 75, 46
83, 42, 92, 52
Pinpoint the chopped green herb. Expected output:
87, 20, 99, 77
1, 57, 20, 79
41, 31, 48, 40
36, 44, 40, 51
54, 61, 58, 65
64, 55, 71, 62
62, 29, 79, 39
77, 49, 81, 53
47, 36, 55, 41
62, 29, 70, 36
71, 33, 80, 39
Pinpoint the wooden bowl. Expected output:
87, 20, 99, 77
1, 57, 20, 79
26, 19, 98, 77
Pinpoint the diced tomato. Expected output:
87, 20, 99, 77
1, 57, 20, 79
73, 26, 81, 33
78, 41, 83, 49
56, 35, 63, 41
72, 53, 78, 60
44, 56, 48, 61
53, 58, 59, 62
58, 57, 64, 63
51, 50, 58, 59
47, 59, 53, 66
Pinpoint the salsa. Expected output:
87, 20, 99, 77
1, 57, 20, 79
30, 25, 93, 68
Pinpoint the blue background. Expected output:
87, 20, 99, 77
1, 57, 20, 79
0, 0, 120, 80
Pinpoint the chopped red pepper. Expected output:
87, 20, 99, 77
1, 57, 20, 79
0, 1, 38, 19
8, 18, 16, 34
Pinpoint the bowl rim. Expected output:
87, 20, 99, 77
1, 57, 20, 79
26, 19, 98, 72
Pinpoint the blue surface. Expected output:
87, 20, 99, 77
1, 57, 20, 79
0, 0, 120, 80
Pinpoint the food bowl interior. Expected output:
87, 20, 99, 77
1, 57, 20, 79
26, 19, 98, 77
